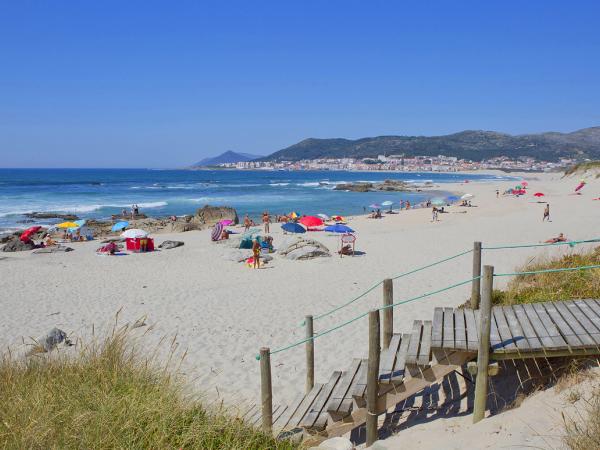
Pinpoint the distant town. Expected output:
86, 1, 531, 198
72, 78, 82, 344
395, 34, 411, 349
213, 154, 575, 172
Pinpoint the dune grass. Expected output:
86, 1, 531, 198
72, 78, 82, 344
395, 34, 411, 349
564, 387, 600, 450
564, 161, 600, 177
492, 246, 600, 305
0, 327, 297, 450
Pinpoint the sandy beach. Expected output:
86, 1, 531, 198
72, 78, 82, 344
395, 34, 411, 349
1, 170, 599, 447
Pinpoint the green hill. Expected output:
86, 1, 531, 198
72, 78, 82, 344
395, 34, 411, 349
263, 127, 600, 162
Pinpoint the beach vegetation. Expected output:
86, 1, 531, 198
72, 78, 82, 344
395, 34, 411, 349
564, 160, 600, 177
563, 387, 600, 450
491, 246, 600, 305
0, 327, 297, 449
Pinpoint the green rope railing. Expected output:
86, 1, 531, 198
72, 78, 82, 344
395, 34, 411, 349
304, 248, 473, 325
259, 276, 478, 360
258, 263, 600, 360
483, 238, 600, 250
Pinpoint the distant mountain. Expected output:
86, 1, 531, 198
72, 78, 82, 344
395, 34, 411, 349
262, 127, 600, 162
191, 151, 263, 167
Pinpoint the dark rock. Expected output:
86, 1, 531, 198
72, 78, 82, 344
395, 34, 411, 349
24, 212, 79, 220
158, 240, 184, 249
334, 182, 373, 192
16, 219, 36, 224
333, 180, 411, 192
193, 205, 239, 226
2, 238, 36, 252
33, 246, 74, 254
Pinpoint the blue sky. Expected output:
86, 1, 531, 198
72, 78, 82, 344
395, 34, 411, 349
1, 1, 599, 168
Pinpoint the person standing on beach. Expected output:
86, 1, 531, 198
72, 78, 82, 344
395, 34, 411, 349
244, 214, 251, 231
252, 238, 261, 269
432, 206, 438, 222
543, 204, 550, 222
263, 211, 270, 233
496, 189, 499, 198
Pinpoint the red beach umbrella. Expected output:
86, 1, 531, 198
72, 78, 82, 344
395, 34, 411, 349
299, 216, 324, 227
20, 225, 42, 242
533, 192, 545, 197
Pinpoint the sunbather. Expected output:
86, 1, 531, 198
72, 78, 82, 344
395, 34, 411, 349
544, 233, 567, 244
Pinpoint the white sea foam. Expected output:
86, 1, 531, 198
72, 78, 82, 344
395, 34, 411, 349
297, 182, 320, 187
269, 182, 290, 186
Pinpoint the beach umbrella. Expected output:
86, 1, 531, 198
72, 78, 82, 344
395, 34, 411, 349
368, 203, 380, 209
20, 226, 42, 242
211, 222, 223, 241
575, 181, 586, 192
533, 192, 545, 197
431, 197, 446, 206
461, 193, 474, 200
289, 212, 299, 219
111, 221, 129, 232
74, 219, 86, 227
324, 224, 354, 233
299, 216, 324, 227
219, 219, 234, 226
121, 228, 148, 239
317, 213, 330, 220
57, 221, 79, 229
447, 195, 460, 202
521, 181, 528, 187
281, 222, 306, 234
381, 200, 394, 206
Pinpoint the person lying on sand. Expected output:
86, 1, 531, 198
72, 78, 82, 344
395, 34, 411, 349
545, 233, 567, 244
338, 244, 353, 256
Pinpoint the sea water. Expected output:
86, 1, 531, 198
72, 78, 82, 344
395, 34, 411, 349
0, 168, 513, 231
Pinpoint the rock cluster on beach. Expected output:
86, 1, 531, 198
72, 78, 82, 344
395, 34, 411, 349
334, 179, 412, 192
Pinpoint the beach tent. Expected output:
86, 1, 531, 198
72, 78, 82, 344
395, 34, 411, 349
281, 222, 306, 234
211, 222, 223, 241
57, 221, 79, 229
121, 229, 149, 239
239, 229, 262, 248
20, 226, 42, 242
324, 224, 354, 233
112, 221, 129, 232
299, 216, 324, 227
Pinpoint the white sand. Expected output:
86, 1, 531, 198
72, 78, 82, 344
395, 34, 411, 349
1, 170, 599, 445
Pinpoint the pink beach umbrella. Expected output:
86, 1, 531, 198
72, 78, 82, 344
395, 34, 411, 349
220, 219, 234, 226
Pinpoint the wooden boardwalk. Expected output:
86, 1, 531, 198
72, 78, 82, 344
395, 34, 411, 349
247, 299, 600, 442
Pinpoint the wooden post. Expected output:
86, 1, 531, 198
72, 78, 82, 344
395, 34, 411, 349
382, 279, 393, 349
471, 241, 482, 309
260, 347, 273, 433
473, 265, 493, 424
366, 310, 381, 447
305, 315, 314, 393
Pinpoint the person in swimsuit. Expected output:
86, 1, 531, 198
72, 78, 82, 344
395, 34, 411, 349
263, 211, 270, 233
244, 214, 251, 231
252, 239, 261, 269
543, 204, 550, 222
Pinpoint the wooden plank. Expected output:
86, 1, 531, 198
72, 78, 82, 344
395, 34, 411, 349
492, 306, 515, 351
453, 309, 467, 350
432, 307, 444, 348
522, 303, 557, 350
502, 306, 529, 351
302, 371, 342, 429
442, 308, 454, 349
532, 303, 569, 350
406, 320, 423, 365
553, 302, 596, 347
287, 383, 323, 428
488, 307, 501, 349
512, 304, 542, 350
274, 392, 305, 430
326, 358, 362, 418
390, 333, 411, 383
253, 404, 281, 426
464, 308, 479, 351
379, 334, 402, 382
418, 320, 433, 366
583, 299, 600, 322
350, 359, 368, 402
272, 404, 288, 427
573, 300, 600, 344
542, 302, 583, 348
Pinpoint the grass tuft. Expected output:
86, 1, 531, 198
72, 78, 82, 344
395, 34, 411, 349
0, 327, 297, 449
492, 247, 600, 305
564, 387, 600, 450
564, 161, 600, 178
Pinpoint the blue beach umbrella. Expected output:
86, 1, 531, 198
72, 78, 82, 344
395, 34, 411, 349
112, 221, 129, 232
324, 224, 354, 233
281, 222, 306, 234
447, 195, 460, 202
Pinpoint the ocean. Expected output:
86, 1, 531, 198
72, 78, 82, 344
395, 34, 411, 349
0, 169, 513, 231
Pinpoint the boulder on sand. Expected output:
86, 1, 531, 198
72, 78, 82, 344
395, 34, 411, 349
193, 205, 239, 227
279, 237, 331, 260
158, 240, 184, 249
2, 237, 36, 252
